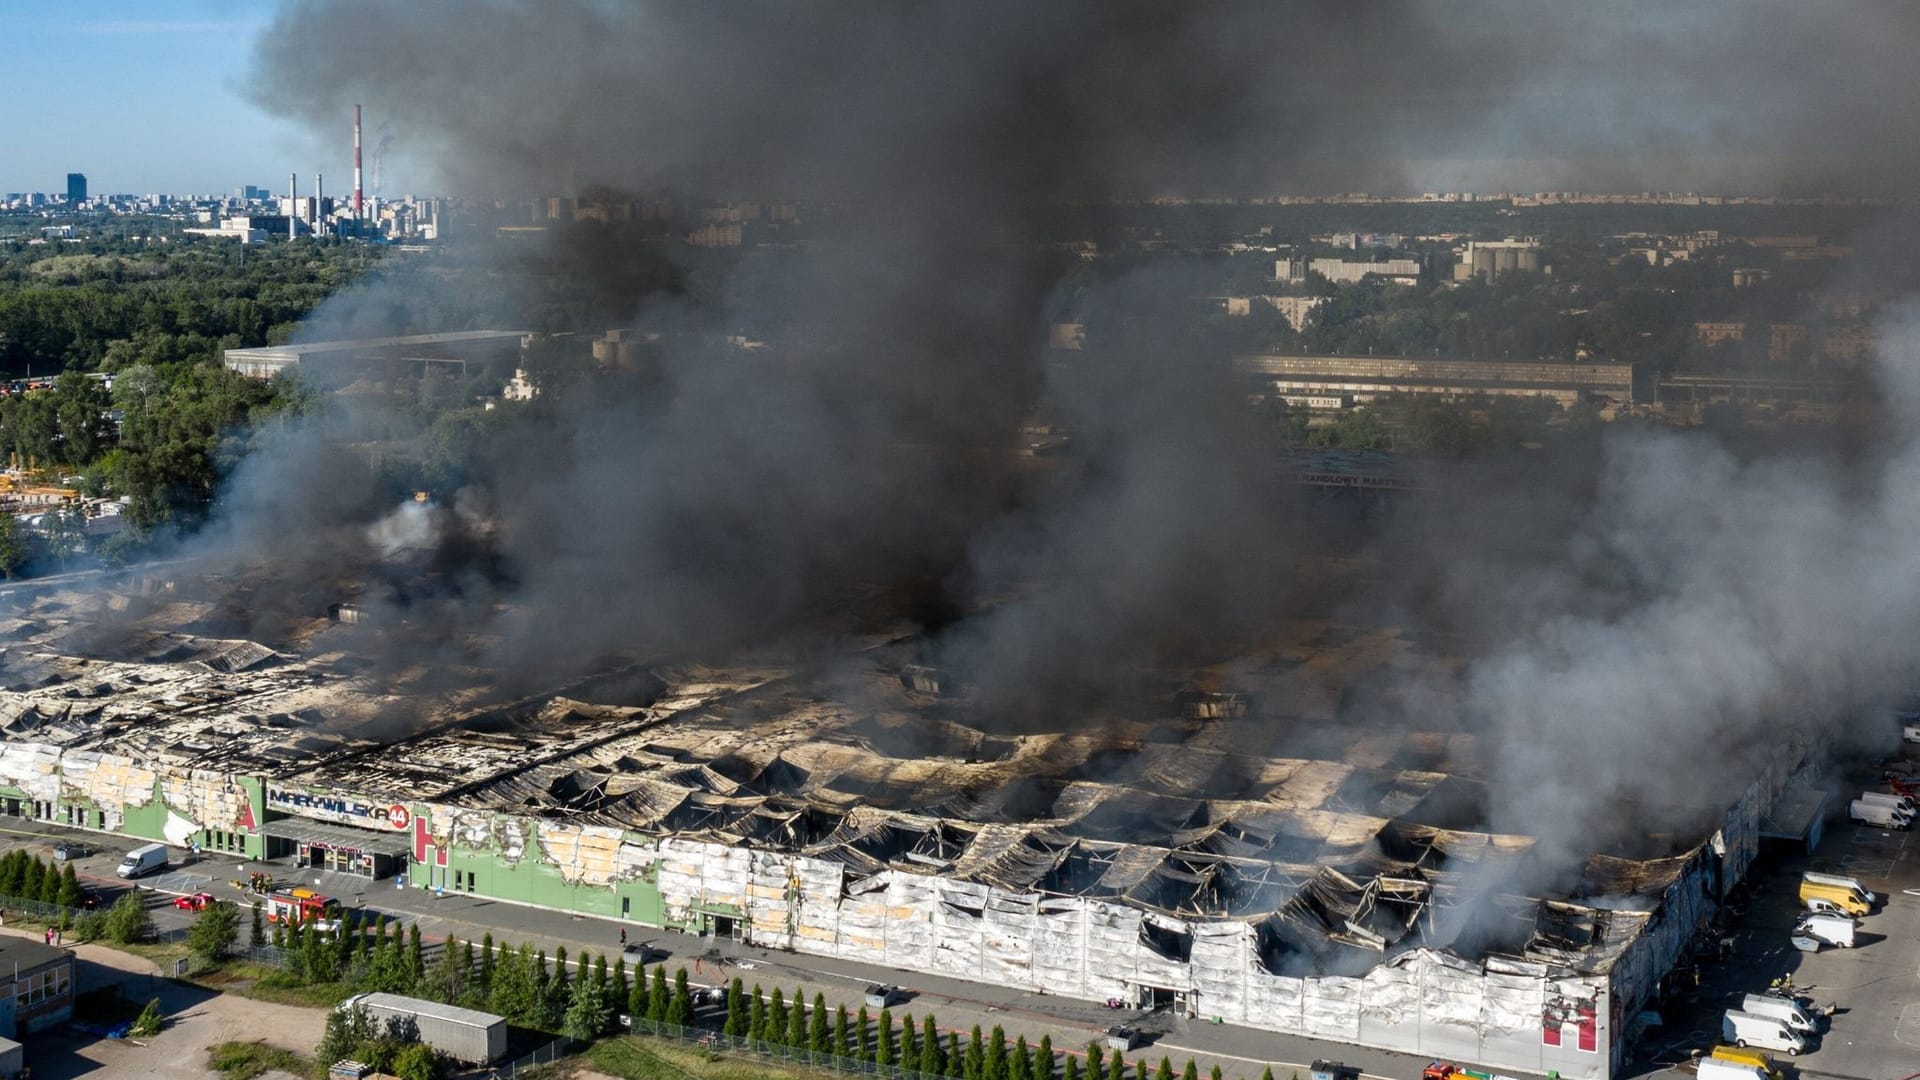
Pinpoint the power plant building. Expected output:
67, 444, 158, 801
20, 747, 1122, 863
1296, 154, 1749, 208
1453, 241, 1545, 282
0, 572, 1814, 1080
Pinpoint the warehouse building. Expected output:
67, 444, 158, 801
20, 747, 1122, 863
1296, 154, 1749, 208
0, 577, 1815, 1080
223, 330, 529, 382
1234, 354, 1638, 409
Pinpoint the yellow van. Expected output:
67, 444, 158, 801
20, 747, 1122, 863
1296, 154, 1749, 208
1711, 1045, 1782, 1080
1799, 880, 1870, 916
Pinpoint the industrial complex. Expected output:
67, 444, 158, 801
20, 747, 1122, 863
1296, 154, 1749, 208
0, 563, 1823, 1080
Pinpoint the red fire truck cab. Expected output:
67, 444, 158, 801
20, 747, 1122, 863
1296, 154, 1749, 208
265, 886, 342, 926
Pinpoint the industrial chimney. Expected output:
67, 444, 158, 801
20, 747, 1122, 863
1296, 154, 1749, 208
353, 104, 364, 220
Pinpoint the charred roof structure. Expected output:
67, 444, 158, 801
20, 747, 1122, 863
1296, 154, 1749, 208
0, 570, 1813, 1080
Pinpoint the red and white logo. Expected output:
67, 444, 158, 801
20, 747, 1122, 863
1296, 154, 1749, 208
387, 804, 411, 830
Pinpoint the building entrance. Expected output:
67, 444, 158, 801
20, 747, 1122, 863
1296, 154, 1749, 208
261, 816, 410, 880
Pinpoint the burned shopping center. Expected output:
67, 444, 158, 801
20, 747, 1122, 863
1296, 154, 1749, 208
0, 566, 1825, 1080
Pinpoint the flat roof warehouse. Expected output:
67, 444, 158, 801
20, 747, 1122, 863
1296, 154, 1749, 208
0, 568, 1823, 1079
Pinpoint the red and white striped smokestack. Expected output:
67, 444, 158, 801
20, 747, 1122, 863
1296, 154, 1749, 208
352, 104, 364, 219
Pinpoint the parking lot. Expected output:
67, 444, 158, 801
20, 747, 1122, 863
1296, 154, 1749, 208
1630, 772, 1920, 1080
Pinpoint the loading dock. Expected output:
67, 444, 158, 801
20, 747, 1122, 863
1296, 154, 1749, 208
261, 817, 410, 879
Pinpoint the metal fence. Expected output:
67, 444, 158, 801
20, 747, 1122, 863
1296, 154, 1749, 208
496, 1035, 581, 1079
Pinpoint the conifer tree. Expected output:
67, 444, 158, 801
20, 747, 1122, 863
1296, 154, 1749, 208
856, 1005, 871, 1061
985, 1025, 1010, 1080
669, 968, 692, 1026
899, 1011, 918, 1065
965, 1025, 986, 1080
1037, 1035, 1054, 1080
750, 984, 768, 1041
769, 986, 787, 1042
1180, 1060, 1198, 1080
724, 977, 746, 1037
647, 966, 668, 1021
1155, 1058, 1175, 1080
877, 1007, 895, 1067
786, 988, 807, 1046
809, 992, 830, 1053
480, 932, 496, 990
919, 1016, 943, 1076
834, 1004, 852, 1059
1063, 1053, 1081, 1080
1013, 1034, 1032, 1080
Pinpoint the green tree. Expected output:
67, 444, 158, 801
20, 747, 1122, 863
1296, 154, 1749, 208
919, 1016, 942, 1075
985, 1025, 1009, 1080
1064, 1054, 1081, 1080
876, 1007, 895, 1067
965, 1025, 985, 1080
186, 899, 240, 964
1037, 1034, 1054, 1080
724, 976, 746, 1037
1013, 1034, 1032, 1080
0, 515, 25, 580
1155, 1058, 1174, 1080
855, 1004, 871, 1061
784, 987, 806, 1047
1208, 1066, 1222, 1080
899, 1011, 918, 1066
392, 1042, 440, 1080
1181, 1061, 1198, 1080
1087, 1042, 1104, 1077
249, 903, 264, 948
318, 1003, 379, 1068
563, 968, 611, 1040
488, 943, 541, 1026
808, 993, 829, 1053
646, 966, 668, 1022
833, 1005, 851, 1059
767, 986, 787, 1043
35, 858, 59, 904
405, 923, 425, 988
1107, 1049, 1125, 1080
669, 968, 692, 1027
478, 932, 495, 991
104, 891, 154, 944
749, 984, 767, 1041
20, 857, 42, 902
129, 996, 164, 1037
55, 863, 82, 909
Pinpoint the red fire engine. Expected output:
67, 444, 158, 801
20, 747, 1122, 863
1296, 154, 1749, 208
264, 886, 341, 926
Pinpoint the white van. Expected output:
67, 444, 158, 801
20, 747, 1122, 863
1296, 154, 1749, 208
1849, 799, 1911, 829
1803, 871, 1877, 906
1723, 1010, 1807, 1055
1740, 993, 1821, 1034
1794, 913, 1856, 948
116, 842, 167, 879
1802, 895, 1850, 916
1859, 791, 1917, 815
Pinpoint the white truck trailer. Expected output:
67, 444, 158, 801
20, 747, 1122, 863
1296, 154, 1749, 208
340, 993, 506, 1063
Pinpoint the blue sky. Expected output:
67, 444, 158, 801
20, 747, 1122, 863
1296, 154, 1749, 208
0, 0, 333, 196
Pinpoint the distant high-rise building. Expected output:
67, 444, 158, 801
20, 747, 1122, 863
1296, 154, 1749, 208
65, 173, 86, 204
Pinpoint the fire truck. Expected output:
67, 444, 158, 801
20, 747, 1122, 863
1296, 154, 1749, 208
265, 886, 342, 926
